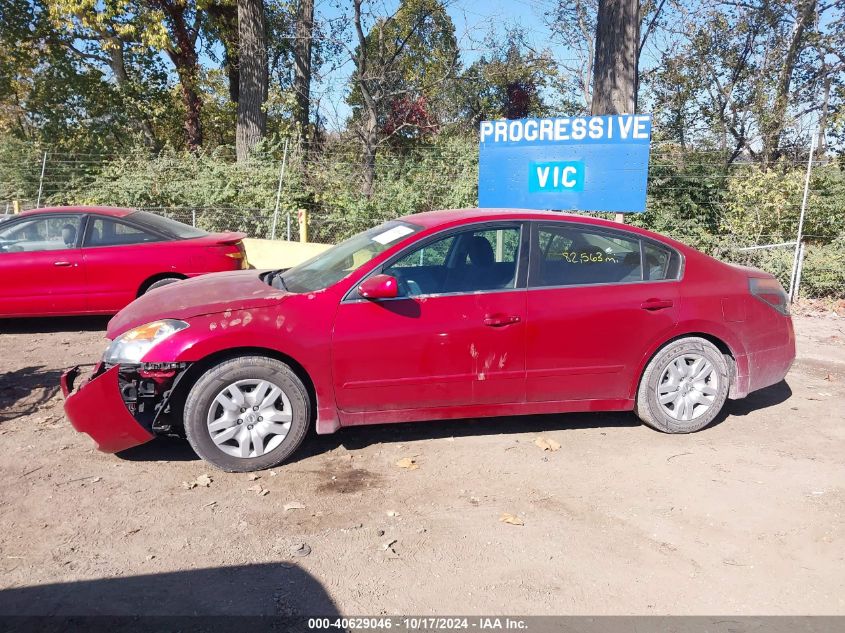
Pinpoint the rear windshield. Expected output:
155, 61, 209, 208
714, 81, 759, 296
127, 211, 208, 239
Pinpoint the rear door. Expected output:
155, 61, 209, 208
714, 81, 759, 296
525, 222, 682, 403
0, 213, 87, 315
332, 222, 528, 413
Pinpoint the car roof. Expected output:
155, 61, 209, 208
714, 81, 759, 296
400, 207, 680, 244
18, 206, 136, 218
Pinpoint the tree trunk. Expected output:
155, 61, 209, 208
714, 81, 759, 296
361, 110, 378, 197
590, 0, 639, 115
353, 0, 378, 197
761, 0, 816, 166
158, 0, 204, 150
208, 3, 240, 103
293, 0, 314, 147
236, 0, 268, 162
816, 68, 831, 155
106, 37, 158, 148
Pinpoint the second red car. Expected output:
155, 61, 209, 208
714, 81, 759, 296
0, 206, 247, 317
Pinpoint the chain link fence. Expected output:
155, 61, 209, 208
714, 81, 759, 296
1, 139, 843, 299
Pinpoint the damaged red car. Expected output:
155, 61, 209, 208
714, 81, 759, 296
0, 206, 247, 317
62, 209, 795, 472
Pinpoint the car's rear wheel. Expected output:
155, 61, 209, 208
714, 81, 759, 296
635, 337, 730, 433
183, 356, 310, 472
144, 276, 183, 294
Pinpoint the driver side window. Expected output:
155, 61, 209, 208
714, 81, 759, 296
384, 225, 521, 297
0, 215, 82, 253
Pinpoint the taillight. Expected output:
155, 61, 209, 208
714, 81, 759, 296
749, 277, 790, 315
225, 241, 249, 269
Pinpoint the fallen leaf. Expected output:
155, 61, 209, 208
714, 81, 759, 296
534, 436, 561, 452
182, 481, 197, 490
382, 539, 398, 551
195, 474, 212, 487
499, 513, 525, 526
259, 489, 269, 496
395, 457, 419, 470
284, 501, 306, 511
90, 477, 102, 483
246, 484, 265, 495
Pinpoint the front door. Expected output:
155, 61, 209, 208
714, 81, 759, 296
81, 215, 167, 312
525, 222, 681, 402
332, 223, 528, 413
0, 214, 87, 315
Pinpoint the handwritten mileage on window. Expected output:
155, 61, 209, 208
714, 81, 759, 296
551, 251, 622, 264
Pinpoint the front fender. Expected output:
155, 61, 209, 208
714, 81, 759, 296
139, 302, 341, 434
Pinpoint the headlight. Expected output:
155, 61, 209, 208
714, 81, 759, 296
104, 319, 188, 364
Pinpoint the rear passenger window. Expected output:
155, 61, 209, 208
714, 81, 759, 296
643, 242, 680, 280
532, 225, 642, 287
85, 218, 163, 247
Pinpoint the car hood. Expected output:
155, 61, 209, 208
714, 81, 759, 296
107, 270, 289, 338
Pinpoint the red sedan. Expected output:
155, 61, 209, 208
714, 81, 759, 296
0, 206, 247, 317
62, 209, 795, 472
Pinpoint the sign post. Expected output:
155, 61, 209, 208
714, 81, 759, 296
478, 114, 652, 215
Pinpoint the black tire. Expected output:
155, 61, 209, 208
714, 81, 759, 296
634, 337, 730, 433
144, 277, 183, 294
183, 356, 310, 472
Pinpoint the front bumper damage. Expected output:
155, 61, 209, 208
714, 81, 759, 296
62, 362, 190, 454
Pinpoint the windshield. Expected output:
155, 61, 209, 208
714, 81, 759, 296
281, 220, 422, 293
128, 211, 208, 239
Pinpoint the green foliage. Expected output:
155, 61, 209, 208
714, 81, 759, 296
302, 133, 478, 241
4, 129, 844, 297
0, 137, 43, 203
722, 162, 845, 243
630, 146, 729, 249
347, 0, 459, 129
800, 238, 845, 299
454, 28, 558, 126
52, 140, 304, 237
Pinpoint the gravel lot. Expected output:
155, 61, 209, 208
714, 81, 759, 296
0, 311, 843, 616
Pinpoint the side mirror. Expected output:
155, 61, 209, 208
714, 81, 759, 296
358, 274, 398, 300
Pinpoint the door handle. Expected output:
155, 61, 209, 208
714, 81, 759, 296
53, 261, 72, 267
641, 298, 673, 311
483, 315, 521, 327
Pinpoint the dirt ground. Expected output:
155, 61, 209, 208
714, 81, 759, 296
0, 311, 843, 616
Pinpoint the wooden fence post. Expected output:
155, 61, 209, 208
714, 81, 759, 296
298, 209, 308, 243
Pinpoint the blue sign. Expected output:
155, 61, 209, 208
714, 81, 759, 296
478, 114, 652, 212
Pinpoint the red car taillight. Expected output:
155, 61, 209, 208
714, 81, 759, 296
749, 277, 790, 315
225, 241, 249, 269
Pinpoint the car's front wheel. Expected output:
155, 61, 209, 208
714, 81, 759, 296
635, 337, 730, 433
183, 356, 310, 472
